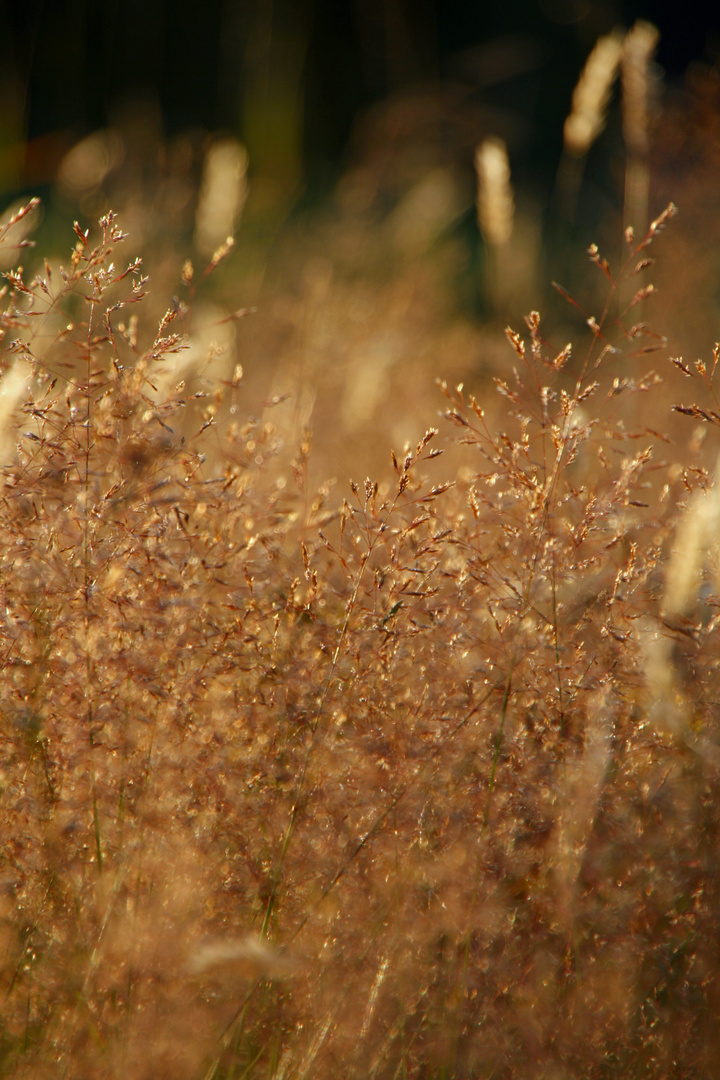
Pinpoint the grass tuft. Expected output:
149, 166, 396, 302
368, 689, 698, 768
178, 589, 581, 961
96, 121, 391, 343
1, 190, 720, 1080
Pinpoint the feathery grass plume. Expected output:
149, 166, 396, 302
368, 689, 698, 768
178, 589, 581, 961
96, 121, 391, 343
564, 30, 625, 157
557, 30, 624, 223
622, 20, 660, 155
640, 453, 720, 740
475, 136, 514, 248
0, 200, 40, 457
666, 341, 720, 619
195, 137, 249, 256
662, 455, 720, 621
622, 20, 660, 233
0, 197, 40, 269
475, 136, 514, 313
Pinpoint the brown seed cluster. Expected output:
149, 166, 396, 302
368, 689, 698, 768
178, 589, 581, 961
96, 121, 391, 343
1, 197, 719, 1080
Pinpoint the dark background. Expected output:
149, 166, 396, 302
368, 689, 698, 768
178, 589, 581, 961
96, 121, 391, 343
0, 1, 719, 516
1, 0, 718, 201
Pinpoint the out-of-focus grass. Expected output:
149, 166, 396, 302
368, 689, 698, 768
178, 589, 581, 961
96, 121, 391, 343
2, 34, 720, 1080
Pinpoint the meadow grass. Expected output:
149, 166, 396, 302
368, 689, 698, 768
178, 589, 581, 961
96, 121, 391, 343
3, 26, 720, 1079
0, 193, 719, 1080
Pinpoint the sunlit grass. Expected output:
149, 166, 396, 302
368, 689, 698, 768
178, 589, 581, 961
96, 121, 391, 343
0, 189, 719, 1080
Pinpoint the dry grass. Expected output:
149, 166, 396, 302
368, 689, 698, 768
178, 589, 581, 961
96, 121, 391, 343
1, 189, 719, 1080
3, 33, 720, 1080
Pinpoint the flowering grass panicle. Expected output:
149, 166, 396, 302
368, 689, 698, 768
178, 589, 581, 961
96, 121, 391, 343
1, 197, 720, 1080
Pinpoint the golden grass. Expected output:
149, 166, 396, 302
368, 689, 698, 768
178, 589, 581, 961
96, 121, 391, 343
2, 30, 720, 1080
0, 189, 719, 1080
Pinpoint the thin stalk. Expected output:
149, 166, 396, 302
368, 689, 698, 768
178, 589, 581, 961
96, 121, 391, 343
89, 723, 103, 873
482, 655, 516, 829
259, 549, 369, 939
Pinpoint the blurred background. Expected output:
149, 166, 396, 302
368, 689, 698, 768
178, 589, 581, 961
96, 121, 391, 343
1, 0, 719, 481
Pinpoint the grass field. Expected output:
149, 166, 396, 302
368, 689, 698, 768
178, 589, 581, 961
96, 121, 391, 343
2, 30, 720, 1080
